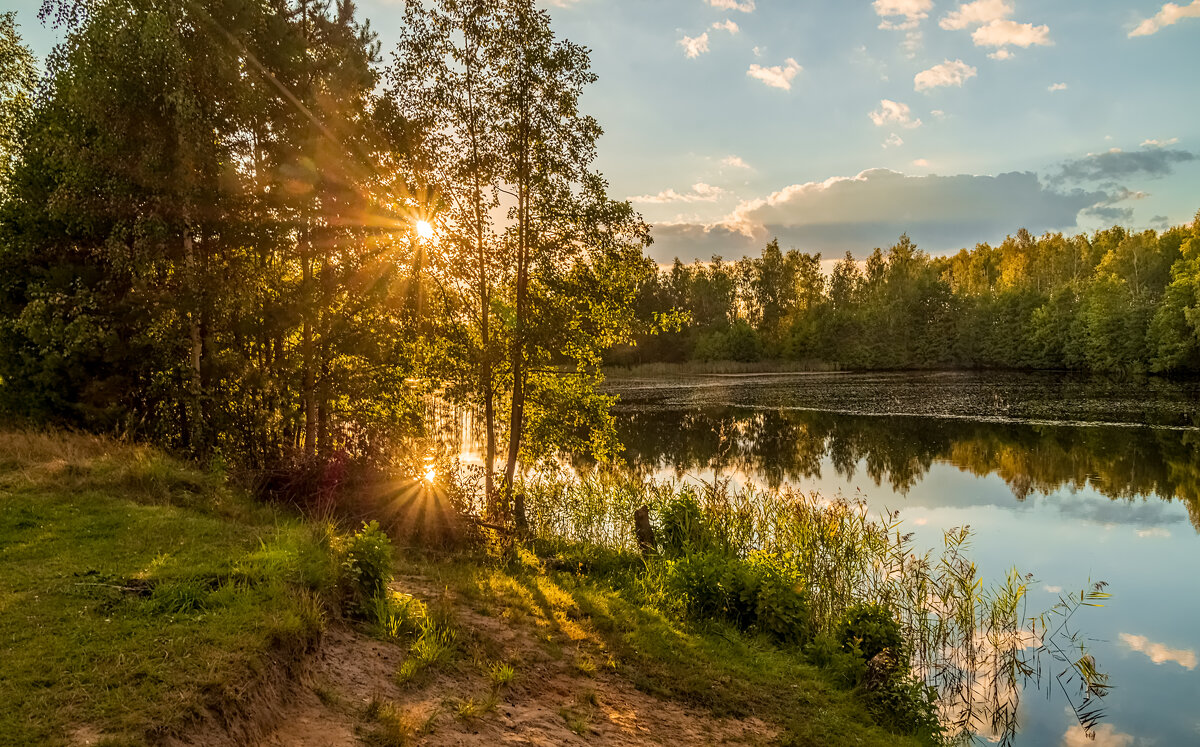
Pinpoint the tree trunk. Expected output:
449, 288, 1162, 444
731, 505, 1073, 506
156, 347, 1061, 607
302, 228, 316, 457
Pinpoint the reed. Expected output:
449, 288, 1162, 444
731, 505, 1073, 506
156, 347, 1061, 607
511, 468, 1109, 745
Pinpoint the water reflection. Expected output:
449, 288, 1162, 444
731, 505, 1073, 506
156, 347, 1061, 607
602, 406, 1200, 531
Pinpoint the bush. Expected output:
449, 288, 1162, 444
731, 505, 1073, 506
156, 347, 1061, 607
657, 493, 715, 558
666, 552, 729, 620
338, 520, 394, 616
835, 603, 903, 663
664, 551, 812, 642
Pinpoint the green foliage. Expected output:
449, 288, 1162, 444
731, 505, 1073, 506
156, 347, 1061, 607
657, 492, 715, 558
337, 520, 394, 616
835, 604, 904, 663
620, 220, 1200, 374
664, 551, 812, 643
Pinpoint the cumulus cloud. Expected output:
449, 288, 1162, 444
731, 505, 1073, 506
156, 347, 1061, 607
1053, 147, 1198, 184
939, 0, 1012, 30
1048, 82, 1068, 92
914, 59, 978, 91
711, 18, 740, 33
646, 169, 1107, 263
630, 182, 726, 204
873, 0, 933, 29
1142, 137, 1180, 147
1130, 1, 1200, 37
721, 155, 751, 169
869, 99, 922, 128
1119, 633, 1197, 669
938, 2, 1051, 58
883, 133, 904, 148
678, 32, 710, 58
747, 58, 802, 90
972, 19, 1052, 48
709, 0, 755, 12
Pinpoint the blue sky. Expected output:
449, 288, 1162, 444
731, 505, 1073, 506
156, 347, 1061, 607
11, 0, 1200, 263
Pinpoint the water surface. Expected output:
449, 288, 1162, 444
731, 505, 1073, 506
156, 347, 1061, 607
603, 371, 1200, 746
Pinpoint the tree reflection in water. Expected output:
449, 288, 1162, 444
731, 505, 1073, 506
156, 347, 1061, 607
599, 406, 1200, 530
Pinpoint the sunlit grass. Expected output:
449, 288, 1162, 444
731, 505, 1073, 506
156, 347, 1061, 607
0, 429, 334, 745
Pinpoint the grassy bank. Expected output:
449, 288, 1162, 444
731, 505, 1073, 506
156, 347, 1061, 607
0, 430, 334, 745
0, 429, 943, 745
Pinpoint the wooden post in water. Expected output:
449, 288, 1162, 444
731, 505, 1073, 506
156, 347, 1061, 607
634, 505, 656, 556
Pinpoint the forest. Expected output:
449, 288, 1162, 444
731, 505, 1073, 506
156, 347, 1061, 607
2, 0, 1199, 485
617, 223, 1200, 373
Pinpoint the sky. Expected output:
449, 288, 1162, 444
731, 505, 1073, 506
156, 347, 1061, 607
10, 0, 1200, 264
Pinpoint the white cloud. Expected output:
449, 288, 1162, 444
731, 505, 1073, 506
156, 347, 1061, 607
931, 109, 946, 118
721, 155, 751, 169
747, 58, 802, 90
646, 169, 1106, 264
1119, 632, 1197, 669
883, 133, 904, 148
914, 59, 978, 91
1130, 1, 1200, 37
1048, 82, 1068, 92
912, 158, 931, 167
631, 182, 726, 204
940, 0, 1012, 30
711, 18, 740, 33
870, 99, 922, 129
989, 48, 1014, 60
679, 32, 710, 58
709, 0, 755, 12
1142, 137, 1180, 147
874, 0, 933, 29
752, 45, 764, 57
972, 19, 1052, 48
1043, 584, 1063, 593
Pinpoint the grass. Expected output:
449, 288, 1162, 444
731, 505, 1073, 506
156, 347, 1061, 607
0, 429, 336, 746
403, 553, 925, 747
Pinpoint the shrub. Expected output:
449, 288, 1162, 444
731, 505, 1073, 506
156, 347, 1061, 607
657, 493, 715, 558
666, 552, 729, 619
753, 574, 811, 643
835, 603, 903, 663
338, 520, 394, 615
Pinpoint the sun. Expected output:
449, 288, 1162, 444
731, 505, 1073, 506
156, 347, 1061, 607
422, 465, 437, 483
415, 220, 434, 240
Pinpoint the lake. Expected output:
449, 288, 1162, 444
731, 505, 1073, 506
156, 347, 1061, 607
601, 370, 1200, 746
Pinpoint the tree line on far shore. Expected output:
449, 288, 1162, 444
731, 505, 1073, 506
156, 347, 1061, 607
613, 220, 1200, 375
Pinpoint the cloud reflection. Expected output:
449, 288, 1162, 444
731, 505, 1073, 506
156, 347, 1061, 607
1119, 633, 1197, 670
1061, 722, 1134, 747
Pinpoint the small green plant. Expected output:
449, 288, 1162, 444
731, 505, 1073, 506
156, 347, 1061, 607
148, 578, 211, 615
487, 661, 517, 688
396, 609, 458, 686
368, 591, 426, 641
361, 695, 429, 746
339, 521, 394, 616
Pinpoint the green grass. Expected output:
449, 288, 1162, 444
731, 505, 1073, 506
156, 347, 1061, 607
404, 553, 927, 747
0, 430, 335, 746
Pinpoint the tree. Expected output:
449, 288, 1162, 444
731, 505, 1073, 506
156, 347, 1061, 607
0, 12, 36, 188
389, 0, 652, 523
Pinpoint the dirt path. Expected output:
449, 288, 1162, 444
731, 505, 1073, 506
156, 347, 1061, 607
253, 575, 777, 746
